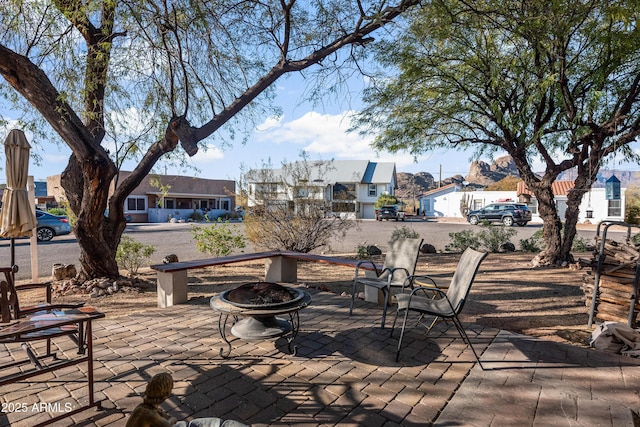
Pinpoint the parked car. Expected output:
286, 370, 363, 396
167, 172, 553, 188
466, 203, 532, 227
35, 210, 72, 241
375, 205, 406, 221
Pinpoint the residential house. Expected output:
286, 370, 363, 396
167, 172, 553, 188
47, 172, 236, 223
419, 180, 627, 224
246, 160, 398, 220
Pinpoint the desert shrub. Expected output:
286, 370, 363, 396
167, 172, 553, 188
191, 220, 246, 257
476, 224, 517, 253
571, 235, 590, 252
356, 242, 370, 259
445, 229, 481, 252
520, 229, 544, 252
116, 236, 156, 276
190, 211, 205, 221
390, 225, 420, 243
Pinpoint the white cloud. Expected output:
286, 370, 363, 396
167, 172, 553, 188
252, 110, 439, 171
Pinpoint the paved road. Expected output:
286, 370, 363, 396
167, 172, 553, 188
0, 218, 618, 281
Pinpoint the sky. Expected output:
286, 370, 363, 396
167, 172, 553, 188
2, 73, 640, 185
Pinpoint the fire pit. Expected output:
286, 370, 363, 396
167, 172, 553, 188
210, 282, 311, 358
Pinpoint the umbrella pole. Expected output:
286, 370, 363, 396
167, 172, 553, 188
10, 237, 16, 283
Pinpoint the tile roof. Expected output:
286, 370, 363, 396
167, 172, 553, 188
517, 180, 575, 196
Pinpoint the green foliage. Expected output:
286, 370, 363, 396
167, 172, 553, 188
353, 0, 640, 263
47, 207, 67, 216
446, 224, 515, 253
445, 229, 481, 252
389, 225, 420, 243
520, 229, 544, 252
571, 235, 590, 252
356, 243, 370, 259
625, 185, 640, 224
476, 224, 517, 253
375, 194, 398, 209
632, 233, 640, 247
191, 221, 246, 257
520, 228, 590, 252
116, 236, 156, 277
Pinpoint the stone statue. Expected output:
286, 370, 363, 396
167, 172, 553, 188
126, 372, 177, 427
126, 372, 249, 427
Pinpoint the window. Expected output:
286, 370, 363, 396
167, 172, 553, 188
368, 184, 377, 197
333, 183, 356, 200
164, 199, 175, 209
126, 196, 146, 212
608, 199, 621, 217
221, 199, 230, 210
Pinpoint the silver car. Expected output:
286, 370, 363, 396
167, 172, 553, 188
35, 210, 72, 241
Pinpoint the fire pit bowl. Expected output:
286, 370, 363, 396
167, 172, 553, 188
210, 282, 312, 357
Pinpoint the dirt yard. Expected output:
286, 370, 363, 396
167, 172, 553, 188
21, 252, 596, 348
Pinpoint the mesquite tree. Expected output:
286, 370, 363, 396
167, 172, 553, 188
0, 0, 419, 278
353, 0, 640, 265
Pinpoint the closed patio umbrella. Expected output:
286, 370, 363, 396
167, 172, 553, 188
0, 129, 37, 271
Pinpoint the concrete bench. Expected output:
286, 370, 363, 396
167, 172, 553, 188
150, 250, 382, 308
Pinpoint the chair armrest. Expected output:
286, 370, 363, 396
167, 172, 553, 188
355, 260, 381, 277
409, 284, 446, 298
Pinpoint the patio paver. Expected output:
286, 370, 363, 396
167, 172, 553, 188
1, 289, 639, 426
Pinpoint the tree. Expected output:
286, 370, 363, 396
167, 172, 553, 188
375, 194, 398, 208
243, 155, 354, 253
353, 0, 640, 265
0, 0, 420, 278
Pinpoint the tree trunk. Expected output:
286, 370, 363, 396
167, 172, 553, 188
61, 154, 123, 279
531, 183, 563, 266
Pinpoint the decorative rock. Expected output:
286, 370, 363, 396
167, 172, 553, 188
52, 263, 77, 280
420, 243, 437, 254
367, 245, 382, 256
500, 242, 516, 252
163, 254, 179, 264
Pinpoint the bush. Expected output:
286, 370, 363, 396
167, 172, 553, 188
116, 236, 156, 276
476, 224, 517, 253
520, 229, 544, 252
191, 220, 246, 257
47, 207, 67, 216
447, 224, 516, 253
356, 242, 370, 259
390, 225, 420, 243
445, 229, 481, 252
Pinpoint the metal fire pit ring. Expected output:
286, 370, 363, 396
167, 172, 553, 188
210, 284, 311, 358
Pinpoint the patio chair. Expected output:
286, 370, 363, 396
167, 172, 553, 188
350, 238, 423, 328
0, 266, 85, 369
391, 247, 487, 367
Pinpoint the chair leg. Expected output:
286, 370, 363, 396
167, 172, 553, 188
451, 316, 484, 370
349, 279, 358, 316
395, 306, 411, 362
380, 288, 390, 328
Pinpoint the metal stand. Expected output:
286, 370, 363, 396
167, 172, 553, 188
211, 291, 310, 358
216, 310, 301, 358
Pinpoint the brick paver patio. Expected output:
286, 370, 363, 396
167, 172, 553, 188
1, 288, 639, 426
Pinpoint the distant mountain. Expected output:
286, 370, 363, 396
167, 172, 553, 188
557, 169, 640, 188
396, 155, 519, 200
